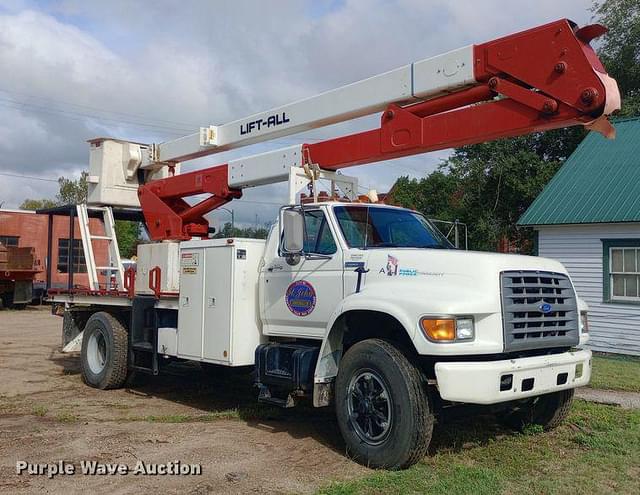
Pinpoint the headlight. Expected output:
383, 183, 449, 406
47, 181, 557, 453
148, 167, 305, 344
420, 317, 474, 342
580, 311, 589, 334
456, 318, 474, 340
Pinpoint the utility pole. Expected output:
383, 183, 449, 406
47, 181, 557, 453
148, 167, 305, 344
219, 207, 234, 233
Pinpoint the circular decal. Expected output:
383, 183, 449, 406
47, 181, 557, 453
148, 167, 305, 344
285, 280, 316, 317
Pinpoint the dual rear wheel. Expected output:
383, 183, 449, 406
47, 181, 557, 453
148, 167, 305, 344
80, 312, 128, 390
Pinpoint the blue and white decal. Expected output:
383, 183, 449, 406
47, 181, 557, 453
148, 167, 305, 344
285, 280, 316, 317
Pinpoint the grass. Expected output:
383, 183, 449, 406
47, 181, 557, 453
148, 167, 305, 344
319, 400, 640, 495
32, 405, 48, 417
590, 353, 640, 393
55, 411, 78, 423
143, 411, 240, 423
129, 404, 283, 424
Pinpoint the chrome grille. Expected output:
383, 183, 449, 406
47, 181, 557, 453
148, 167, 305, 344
500, 270, 579, 352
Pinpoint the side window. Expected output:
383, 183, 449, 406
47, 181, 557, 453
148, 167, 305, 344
333, 207, 370, 248
603, 239, 640, 304
304, 210, 337, 255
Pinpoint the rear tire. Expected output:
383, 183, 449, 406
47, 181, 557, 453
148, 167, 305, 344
335, 339, 433, 469
499, 389, 575, 431
80, 312, 128, 390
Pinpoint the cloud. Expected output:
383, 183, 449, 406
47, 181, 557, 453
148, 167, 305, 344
0, 0, 593, 224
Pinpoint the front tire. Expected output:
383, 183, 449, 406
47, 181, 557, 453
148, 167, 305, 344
335, 339, 433, 469
500, 389, 575, 431
80, 312, 128, 389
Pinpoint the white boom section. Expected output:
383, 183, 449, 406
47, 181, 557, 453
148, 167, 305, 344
141, 46, 474, 167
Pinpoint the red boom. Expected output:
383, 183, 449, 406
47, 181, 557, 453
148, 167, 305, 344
139, 19, 619, 241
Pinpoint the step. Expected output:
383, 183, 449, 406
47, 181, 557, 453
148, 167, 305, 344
90, 235, 113, 241
132, 342, 154, 352
130, 364, 159, 376
257, 385, 296, 408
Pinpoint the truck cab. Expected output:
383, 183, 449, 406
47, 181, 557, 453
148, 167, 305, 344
252, 201, 591, 465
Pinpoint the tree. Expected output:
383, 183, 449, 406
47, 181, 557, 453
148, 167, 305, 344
213, 222, 270, 239
19, 198, 57, 210
21, 171, 89, 209
390, 127, 583, 253
114, 221, 140, 259
593, 0, 640, 117
56, 171, 89, 204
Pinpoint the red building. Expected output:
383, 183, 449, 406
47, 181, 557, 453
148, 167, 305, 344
0, 209, 108, 289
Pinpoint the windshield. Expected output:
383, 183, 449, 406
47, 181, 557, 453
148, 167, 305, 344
333, 205, 453, 249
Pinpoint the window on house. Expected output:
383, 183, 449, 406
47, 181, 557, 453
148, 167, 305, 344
603, 239, 640, 303
57, 239, 87, 273
0, 235, 19, 247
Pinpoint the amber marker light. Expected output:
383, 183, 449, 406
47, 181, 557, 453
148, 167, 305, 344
420, 318, 456, 342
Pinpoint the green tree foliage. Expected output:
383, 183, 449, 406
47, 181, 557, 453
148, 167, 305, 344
21, 171, 89, 209
19, 198, 57, 210
392, 130, 576, 252
593, 0, 640, 116
56, 171, 89, 204
114, 221, 140, 258
213, 222, 270, 239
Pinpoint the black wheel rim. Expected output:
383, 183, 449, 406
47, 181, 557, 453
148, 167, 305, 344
347, 369, 392, 445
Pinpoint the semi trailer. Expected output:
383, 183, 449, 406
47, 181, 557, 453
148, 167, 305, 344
48, 18, 620, 468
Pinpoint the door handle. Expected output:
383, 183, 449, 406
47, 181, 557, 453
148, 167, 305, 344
268, 264, 283, 272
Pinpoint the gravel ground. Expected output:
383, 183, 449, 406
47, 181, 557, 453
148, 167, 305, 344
576, 387, 640, 409
0, 306, 368, 494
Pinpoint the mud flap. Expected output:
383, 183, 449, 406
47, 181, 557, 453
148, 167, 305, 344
62, 330, 83, 353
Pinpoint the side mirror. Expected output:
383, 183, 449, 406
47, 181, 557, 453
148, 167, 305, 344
281, 208, 305, 254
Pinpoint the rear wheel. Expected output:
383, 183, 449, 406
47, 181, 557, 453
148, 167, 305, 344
335, 339, 433, 469
80, 312, 128, 389
499, 389, 575, 431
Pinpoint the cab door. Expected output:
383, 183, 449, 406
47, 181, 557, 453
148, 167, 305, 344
261, 208, 343, 339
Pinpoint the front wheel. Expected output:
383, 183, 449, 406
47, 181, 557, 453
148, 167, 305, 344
499, 389, 575, 431
335, 339, 433, 469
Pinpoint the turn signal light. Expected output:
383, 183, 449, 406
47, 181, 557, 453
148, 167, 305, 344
420, 318, 456, 341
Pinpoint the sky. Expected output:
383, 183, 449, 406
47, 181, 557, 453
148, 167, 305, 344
0, 0, 594, 229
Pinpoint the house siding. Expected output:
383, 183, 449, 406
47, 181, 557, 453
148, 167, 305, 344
536, 223, 640, 356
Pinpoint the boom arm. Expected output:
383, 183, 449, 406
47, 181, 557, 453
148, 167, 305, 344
111, 19, 620, 240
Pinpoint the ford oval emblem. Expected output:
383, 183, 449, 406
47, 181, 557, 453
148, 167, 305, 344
539, 303, 553, 314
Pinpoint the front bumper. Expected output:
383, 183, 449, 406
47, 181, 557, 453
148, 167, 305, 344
434, 349, 591, 405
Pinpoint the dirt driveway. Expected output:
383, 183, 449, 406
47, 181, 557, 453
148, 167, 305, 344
0, 307, 369, 494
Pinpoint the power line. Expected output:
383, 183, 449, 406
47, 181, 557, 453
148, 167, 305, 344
0, 97, 191, 135
0, 172, 59, 182
0, 87, 203, 128
0, 87, 342, 143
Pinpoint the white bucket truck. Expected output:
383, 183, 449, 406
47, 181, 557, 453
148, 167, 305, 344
48, 18, 619, 468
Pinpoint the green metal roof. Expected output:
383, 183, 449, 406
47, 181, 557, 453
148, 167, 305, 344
518, 117, 640, 226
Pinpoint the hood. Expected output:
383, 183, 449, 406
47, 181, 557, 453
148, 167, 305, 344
349, 248, 568, 315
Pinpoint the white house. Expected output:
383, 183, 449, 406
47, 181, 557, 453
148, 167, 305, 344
519, 117, 640, 356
